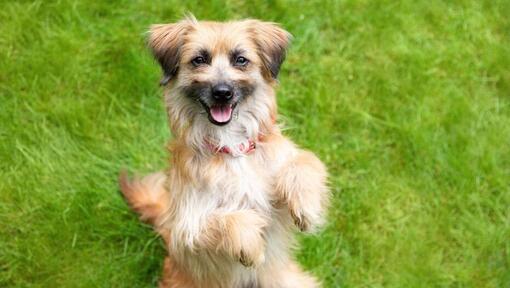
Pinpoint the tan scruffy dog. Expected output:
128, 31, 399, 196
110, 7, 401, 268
119, 15, 330, 288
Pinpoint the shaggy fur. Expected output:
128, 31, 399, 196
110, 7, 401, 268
120, 16, 330, 288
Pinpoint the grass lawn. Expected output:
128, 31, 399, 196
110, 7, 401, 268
1, 0, 509, 287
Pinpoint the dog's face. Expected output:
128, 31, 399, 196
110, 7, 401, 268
149, 18, 291, 129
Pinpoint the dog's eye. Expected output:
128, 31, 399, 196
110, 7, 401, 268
191, 56, 206, 66
234, 56, 249, 66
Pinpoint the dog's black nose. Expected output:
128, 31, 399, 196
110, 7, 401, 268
212, 84, 233, 102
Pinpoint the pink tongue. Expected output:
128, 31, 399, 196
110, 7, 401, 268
210, 105, 233, 123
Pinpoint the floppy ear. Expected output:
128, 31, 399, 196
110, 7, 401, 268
148, 22, 190, 85
250, 21, 292, 79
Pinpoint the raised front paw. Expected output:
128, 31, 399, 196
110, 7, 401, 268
275, 150, 329, 232
220, 210, 268, 267
239, 246, 264, 267
285, 192, 326, 233
289, 206, 311, 232
234, 233, 266, 268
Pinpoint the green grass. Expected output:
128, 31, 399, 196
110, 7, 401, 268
1, 0, 509, 287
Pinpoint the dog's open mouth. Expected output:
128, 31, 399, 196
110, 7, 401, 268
201, 102, 237, 126
210, 104, 233, 123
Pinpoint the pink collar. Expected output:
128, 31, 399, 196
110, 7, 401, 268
205, 139, 256, 155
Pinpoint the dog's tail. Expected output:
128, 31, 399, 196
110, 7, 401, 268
119, 171, 169, 227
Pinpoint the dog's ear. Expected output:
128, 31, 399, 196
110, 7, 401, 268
250, 21, 292, 80
148, 21, 191, 85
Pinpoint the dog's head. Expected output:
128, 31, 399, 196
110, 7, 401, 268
148, 17, 291, 137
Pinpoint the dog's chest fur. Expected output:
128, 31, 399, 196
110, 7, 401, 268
170, 152, 273, 242
164, 142, 293, 287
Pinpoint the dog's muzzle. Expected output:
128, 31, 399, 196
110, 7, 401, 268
208, 83, 235, 125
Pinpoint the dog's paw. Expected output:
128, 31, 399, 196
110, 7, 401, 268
274, 150, 329, 233
289, 206, 311, 232
225, 210, 267, 267
287, 195, 323, 233
239, 247, 265, 267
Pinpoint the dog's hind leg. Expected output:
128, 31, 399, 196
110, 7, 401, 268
119, 173, 190, 287
159, 256, 197, 288
119, 171, 170, 227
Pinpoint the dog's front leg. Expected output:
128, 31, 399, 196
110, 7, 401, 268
274, 150, 329, 232
198, 209, 268, 267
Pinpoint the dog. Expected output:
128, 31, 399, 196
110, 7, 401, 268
119, 15, 330, 288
